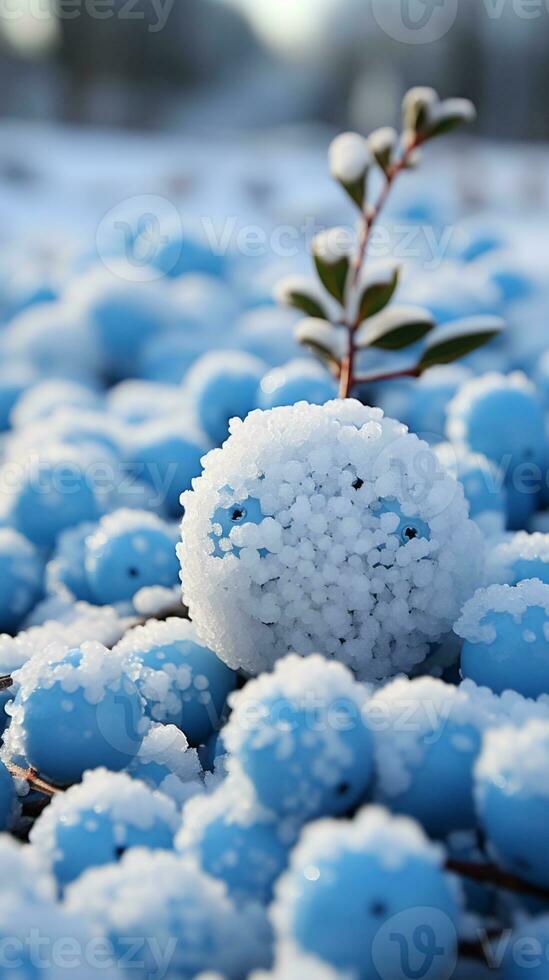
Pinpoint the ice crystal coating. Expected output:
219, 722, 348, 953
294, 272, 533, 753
125, 722, 204, 805
476, 719, 549, 802
484, 531, 549, 586
369, 676, 503, 801
179, 400, 482, 680
455, 579, 549, 646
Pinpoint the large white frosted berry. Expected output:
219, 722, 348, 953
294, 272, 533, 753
179, 400, 482, 681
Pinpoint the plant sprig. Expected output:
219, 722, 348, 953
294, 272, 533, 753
277, 87, 503, 398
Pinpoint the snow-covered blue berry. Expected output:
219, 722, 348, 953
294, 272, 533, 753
257, 359, 337, 411
3, 641, 147, 785
455, 580, 549, 698
30, 768, 179, 887
435, 443, 507, 530
66, 849, 272, 979
447, 372, 546, 529
403, 365, 472, 443
223, 654, 374, 825
4, 445, 106, 551
0, 529, 44, 632
177, 778, 289, 904
271, 805, 461, 978
484, 532, 549, 587
475, 719, 549, 888
185, 351, 266, 446
124, 722, 204, 806
85, 510, 180, 606
370, 676, 500, 838
116, 617, 237, 745
128, 419, 207, 518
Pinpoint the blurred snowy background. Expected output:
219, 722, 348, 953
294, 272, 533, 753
0, 0, 548, 256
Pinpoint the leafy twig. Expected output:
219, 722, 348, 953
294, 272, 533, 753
277, 88, 503, 400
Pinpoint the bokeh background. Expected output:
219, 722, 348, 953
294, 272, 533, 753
1, 0, 548, 136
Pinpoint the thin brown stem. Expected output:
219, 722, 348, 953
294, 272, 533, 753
338, 136, 422, 399
446, 857, 549, 901
7, 763, 62, 798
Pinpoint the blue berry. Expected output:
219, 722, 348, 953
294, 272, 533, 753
178, 779, 289, 904
185, 351, 266, 445
116, 618, 237, 745
129, 420, 207, 518
6, 446, 105, 551
447, 372, 546, 529
456, 580, 549, 698
404, 365, 471, 443
272, 806, 461, 977
85, 510, 180, 606
66, 849, 272, 979
0, 529, 44, 632
475, 719, 549, 888
223, 654, 374, 825
4, 642, 147, 785
125, 722, 204, 805
45, 522, 98, 604
72, 264, 179, 378
257, 359, 337, 411
370, 677, 496, 839
30, 768, 179, 887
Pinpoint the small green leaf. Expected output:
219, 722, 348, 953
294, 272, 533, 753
275, 276, 329, 319
358, 266, 400, 322
329, 132, 370, 210
426, 98, 476, 139
341, 174, 367, 211
417, 316, 504, 372
402, 86, 438, 138
368, 127, 398, 176
295, 317, 343, 373
356, 305, 434, 351
311, 229, 353, 305
314, 254, 350, 305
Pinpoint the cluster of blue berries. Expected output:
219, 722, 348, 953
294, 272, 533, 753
1, 141, 549, 980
